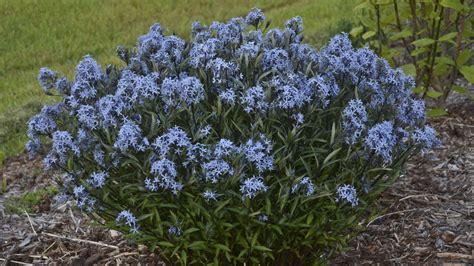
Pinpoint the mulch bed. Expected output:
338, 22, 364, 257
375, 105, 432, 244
1, 96, 472, 265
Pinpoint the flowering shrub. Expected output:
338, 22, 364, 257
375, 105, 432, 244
27, 8, 440, 264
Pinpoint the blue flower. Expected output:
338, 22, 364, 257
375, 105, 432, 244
365, 121, 396, 163
55, 77, 71, 95
214, 139, 238, 158
412, 125, 441, 150
38, 67, 57, 94
236, 42, 260, 58
27, 113, 57, 138
397, 99, 425, 126
336, 184, 358, 207
71, 55, 102, 101
47, 131, 80, 167
114, 119, 149, 153
240, 175, 268, 199
262, 48, 291, 72
307, 76, 339, 108
258, 214, 269, 222
73, 185, 96, 212
241, 86, 268, 113
202, 159, 234, 183
202, 190, 219, 202
179, 76, 205, 106
291, 176, 315, 196
292, 113, 305, 126
148, 158, 183, 194
285, 16, 303, 34
116, 210, 139, 233
274, 85, 307, 110
153, 126, 192, 156
137, 23, 163, 56
219, 89, 236, 105
241, 136, 273, 173
245, 8, 265, 27
97, 95, 124, 128
160, 76, 204, 109
199, 125, 212, 138
168, 226, 182, 236
77, 105, 100, 129
88, 171, 108, 188
189, 38, 222, 68
342, 99, 368, 145
151, 35, 185, 66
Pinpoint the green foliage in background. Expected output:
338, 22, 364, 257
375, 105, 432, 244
0, 0, 355, 160
4, 186, 58, 214
351, 0, 473, 116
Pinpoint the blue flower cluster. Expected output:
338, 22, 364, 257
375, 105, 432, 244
342, 99, 368, 145
116, 210, 139, 233
365, 121, 396, 163
27, 8, 441, 239
336, 184, 358, 207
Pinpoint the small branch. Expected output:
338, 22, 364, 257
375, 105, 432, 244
0, 258, 33, 266
24, 210, 38, 236
367, 208, 418, 226
42, 232, 119, 250
423, 3, 445, 98
436, 252, 473, 259
375, 3, 383, 55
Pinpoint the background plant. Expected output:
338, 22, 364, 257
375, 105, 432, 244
350, 0, 473, 116
27, 8, 439, 264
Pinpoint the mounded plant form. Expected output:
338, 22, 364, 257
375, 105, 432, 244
27, 8, 440, 264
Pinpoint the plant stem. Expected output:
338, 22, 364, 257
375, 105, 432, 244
422, 3, 444, 98
393, 0, 415, 67
409, 0, 421, 83
375, 3, 383, 55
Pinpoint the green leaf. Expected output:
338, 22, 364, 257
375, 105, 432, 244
401, 64, 416, 77
158, 241, 175, 248
323, 148, 341, 166
411, 38, 435, 47
350, 26, 364, 37
413, 86, 425, 94
214, 244, 231, 252
253, 245, 272, 252
427, 108, 448, 117
439, 32, 457, 42
188, 241, 207, 250
426, 90, 443, 99
389, 30, 412, 41
411, 47, 429, 56
362, 31, 376, 40
452, 85, 469, 94
456, 50, 471, 66
459, 65, 474, 83
440, 0, 465, 12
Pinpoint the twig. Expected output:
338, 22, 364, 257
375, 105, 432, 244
113, 252, 139, 259
24, 210, 38, 236
42, 232, 119, 250
367, 208, 418, 226
436, 252, 473, 259
0, 258, 33, 266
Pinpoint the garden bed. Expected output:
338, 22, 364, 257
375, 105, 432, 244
1, 102, 472, 265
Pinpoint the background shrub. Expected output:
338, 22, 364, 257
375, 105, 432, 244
27, 8, 439, 264
350, 0, 473, 114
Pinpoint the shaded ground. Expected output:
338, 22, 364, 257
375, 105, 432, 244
1, 94, 473, 265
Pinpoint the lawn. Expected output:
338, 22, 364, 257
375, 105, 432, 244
0, 0, 356, 160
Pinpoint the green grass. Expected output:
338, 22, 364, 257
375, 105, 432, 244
4, 186, 59, 214
0, 0, 356, 159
